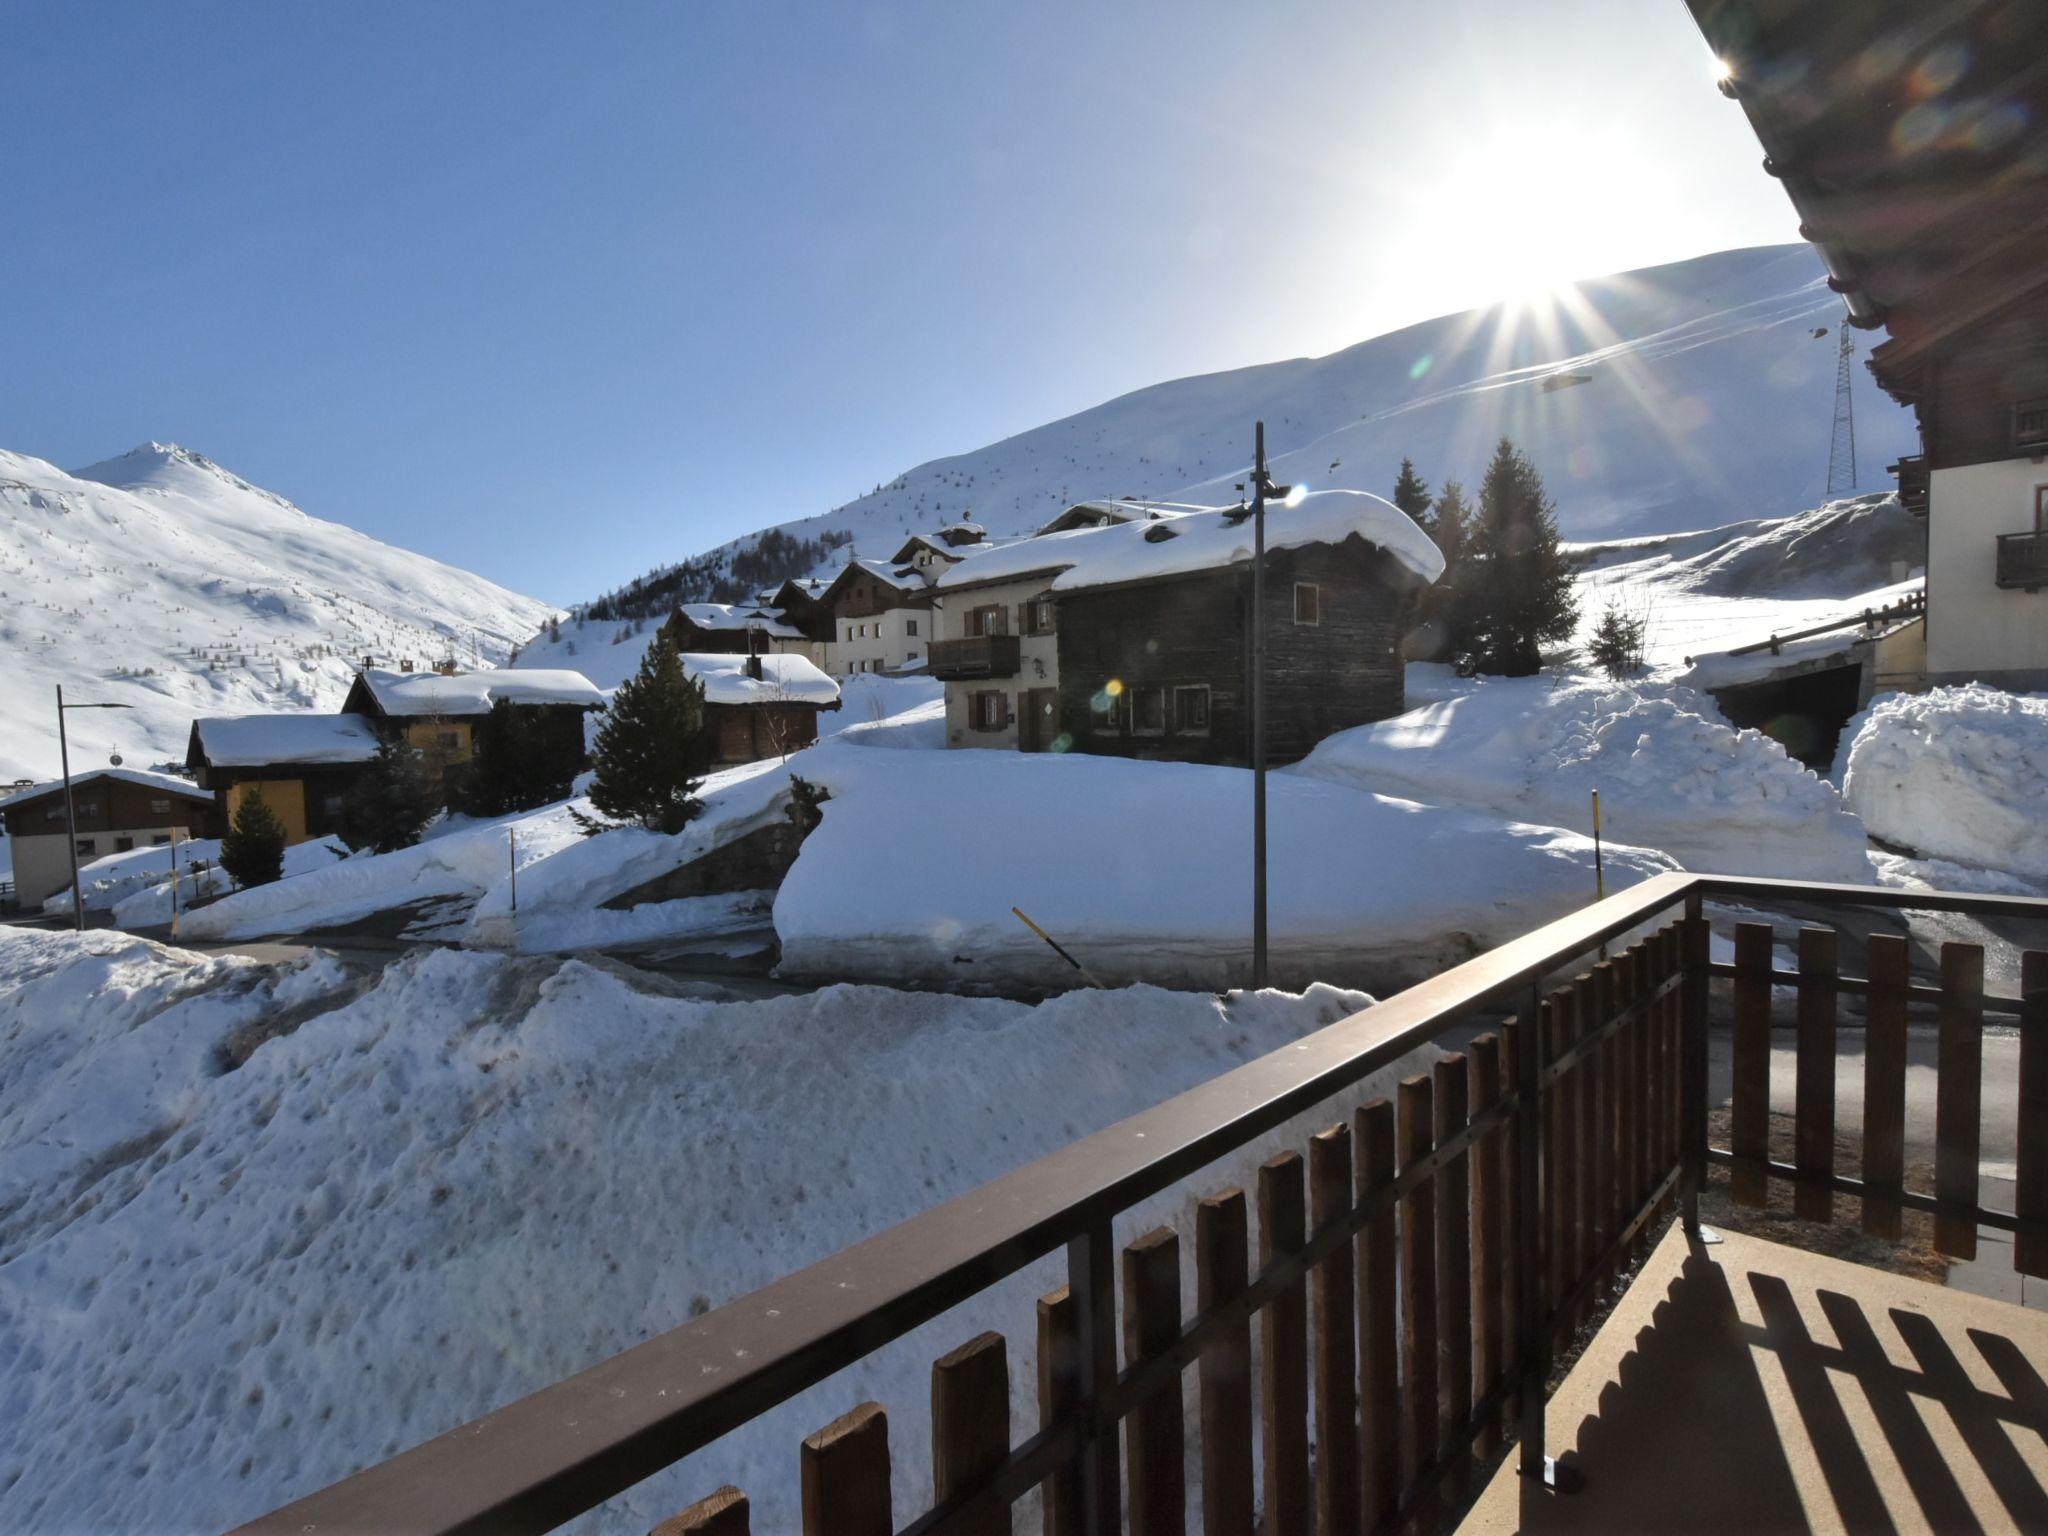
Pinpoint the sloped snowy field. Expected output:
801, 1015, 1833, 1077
0, 928, 1434, 1534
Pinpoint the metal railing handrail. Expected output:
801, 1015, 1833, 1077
233, 872, 2048, 1535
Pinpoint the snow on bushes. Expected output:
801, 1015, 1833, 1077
0, 927, 1433, 1534
1842, 685, 2048, 882
775, 740, 1675, 992
1290, 674, 1871, 883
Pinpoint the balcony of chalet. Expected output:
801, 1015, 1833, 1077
1996, 528, 2048, 592
927, 633, 1021, 680
240, 874, 2048, 1536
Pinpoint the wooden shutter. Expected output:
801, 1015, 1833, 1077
999, 693, 1012, 729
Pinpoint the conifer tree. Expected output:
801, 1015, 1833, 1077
1460, 439, 1578, 676
584, 627, 712, 834
1391, 457, 1433, 526
220, 789, 287, 888
1410, 479, 1472, 657
336, 737, 439, 854
462, 699, 584, 816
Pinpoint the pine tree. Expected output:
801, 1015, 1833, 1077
1461, 439, 1578, 676
336, 737, 439, 853
584, 627, 713, 834
220, 789, 287, 888
1390, 457, 1433, 526
462, 699, 585, 816
1587, 599, 1649, 679
1409, 479, 1472, 659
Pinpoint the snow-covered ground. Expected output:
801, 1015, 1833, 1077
1290, 672, 1871, 883
1842, 686, 2048, 883
0, 926, 1435, 1534
776, 738, 1674, 991
0, 443, 555, 783
43, 833, 346, 922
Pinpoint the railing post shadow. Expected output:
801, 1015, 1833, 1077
1681, 890, 1711, 1236
1066, 1221, 1120, 1535
1513, 976, 1580, 1495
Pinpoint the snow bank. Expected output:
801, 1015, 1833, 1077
776, 740, 1674, 991
1842, 685, 2048, 881
1290, 675, 1870, 883
45, 834, 345, 919
0, 929, 1437, 1534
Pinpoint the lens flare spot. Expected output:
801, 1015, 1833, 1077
1892, 101, 1948, 153
1910, 40, 1969, 98
1409, 353, 1434, 381
1050, 732, 1074, 754
1104, 678, 1125, 698
1966, 100, 2027, 151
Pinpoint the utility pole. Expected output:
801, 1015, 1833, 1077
54, 685, 132, 933
1826, 320, 1857, 498
1247, 422, 1294, 991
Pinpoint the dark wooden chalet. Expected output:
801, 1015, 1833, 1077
1, 769, 222, 908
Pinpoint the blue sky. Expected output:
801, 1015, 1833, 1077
3, 1, 1796, 601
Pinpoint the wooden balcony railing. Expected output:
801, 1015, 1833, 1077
927, 634, 1022, 680
1889, 453, 1929, 516
235, 874, 2048, 1536
1996, 528, 2048, 591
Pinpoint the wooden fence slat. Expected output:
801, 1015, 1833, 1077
1544, 986, 1574, 1314
1593, 959, 1619, 1280
933, 1332, 1011, 1536
1627, 945, 1650, 1229
1036, 1287, 1082, 1536
1195, 1190, 1254, 1536
1936, 942, 1985, 1259
1259, 1152, 1310, 1536
1435, 1055, 1472, 1494
1355, 1099, 1400, 1533
1795, 927, 1839, 1224
652, 1485, 749, 1536
1662, 925, 1681, 1175
1309, 1126, 1359, 1536
1862, 935, 1910, 1241
1499, 1018, 1524, 1425
1732, 922, 1774, 1208
1653, 928, 1674, 1181
1398, 1074, 1439, 1497
1468, 1035, 1504, 1460
1123, 1227, 1185, 1536
801, 1403, 890, 1536
1572, 970, 1601, 1321
2018, 952, 2048, 1278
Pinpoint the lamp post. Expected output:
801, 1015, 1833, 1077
55, 685, 133, 933
1245, 422, 1293, 990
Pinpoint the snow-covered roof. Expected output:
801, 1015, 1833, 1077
0, 765, 215, 812
936, 489, 1446, 594
681, 652, 841, 707
191, 713, 384, 768
354, 667, 608, 717
1679, 610, 1923, 691
1034, 499, 1209, 536
676, 603, 804, 640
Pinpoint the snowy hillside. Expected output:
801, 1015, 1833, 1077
0, 444, 557, 781
649, 244, 1915, 602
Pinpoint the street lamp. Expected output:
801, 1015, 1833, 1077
1243, 421, 1296, 990
55, 684, 132, 933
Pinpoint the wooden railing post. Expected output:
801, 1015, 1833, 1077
1065, 1222, 1120, 1536
1512, 981, 1575, 1494
1195, 1190, 1254, 1536
1681, 892, 1710, 1235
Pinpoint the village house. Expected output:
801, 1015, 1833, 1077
0, 767, 223, 909
810, 523, 994, 678
185, 714, 386, 846
1689, 0, 2048, 691
680, 652, 841, 764
339, 666, 607, 784
666, 601, 824, 668
926, 490, 1443, 763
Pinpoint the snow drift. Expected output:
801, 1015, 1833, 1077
1289, 674, 1871, 883
0, 927, 1435, 1534
1842, 685, 2048, 882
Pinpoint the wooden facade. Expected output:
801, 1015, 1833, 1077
1, 776, 220, 846
707, 701, 825, 765
1053, 535, 1414, 767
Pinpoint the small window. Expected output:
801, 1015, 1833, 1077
971, 604, 1007, 638
75, 839, 96, 858
1132, 688, 1166, 736
1027, 598, 1056, 635
43, 805, 63, 822
438, 731, 460, 751
972, 691, 1008, 731
1294, 582, 1320, 626
2036, 485, 2048, 532
1175, 686, 1212, 734
149, 797, 172, 815
76, 801, 99, 818
115, 836, 135, 854
906, 618, 918, 637
1091, 690, 1121, 733
150, 834, 172, 847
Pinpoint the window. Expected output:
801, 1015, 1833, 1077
115, 836, 135, 854
43, 805, 63, 822
75, 839, 96, 858
1294, 582, 1320, 626
1175, 685, 1212, 734
437, 731, 460, 751
906, 618, 918, 637
2036, 485, 2048, 532
971, 691, 1009, 731
76, 801, 98, 818
1024, 597, 1055, 635
151, 834, 171, 846
1091, 690, 1121, 733
149, 797, 172, 815
1131, 687, 1166, 735
970, 604, 1007, 637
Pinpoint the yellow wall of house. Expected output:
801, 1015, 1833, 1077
403, 719, 474, 763
227, 780, 309, 845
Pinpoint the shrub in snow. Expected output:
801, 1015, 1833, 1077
1842, 685, 2048, 881
584, 628, 713, 835
1586, 600, 1648, 679
336, 737, 438, 854
218, 790, 286, 888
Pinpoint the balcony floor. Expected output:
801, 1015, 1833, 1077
1460, 1224, 2048, 1534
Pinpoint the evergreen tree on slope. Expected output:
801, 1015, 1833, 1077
220, 789, 287, 888
585, 626, 713, 834
337, 737, 440, 854
1461, 439, 1578, 677
1390, 457, 1433, 526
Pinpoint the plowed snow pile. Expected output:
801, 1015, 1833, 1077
1842, 686, 2048, 882
1290, 674, 1871, 882
0, 928, 1433, 1534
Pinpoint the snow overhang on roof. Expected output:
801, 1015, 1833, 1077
191, 713, 385, 768
0, 765, 216, 812
679, 652, 842, 707
937, 489, 1446, 595
358, 667, 608, 717
677, 603, 805, 640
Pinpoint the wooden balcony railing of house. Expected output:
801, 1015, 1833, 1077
235, 872, 2048, 1536
1888, 454, 1929, 517
1996, 528, 2048, 591
927, 635, 1023, 681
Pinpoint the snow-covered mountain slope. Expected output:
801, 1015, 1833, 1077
0, 444, 557, 781
658, 243, 1915, 599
